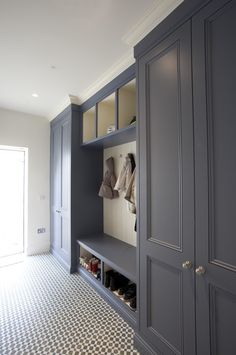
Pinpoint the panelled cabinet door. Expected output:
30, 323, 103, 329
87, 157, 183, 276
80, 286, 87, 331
51, 124, 62, 251
51, 118, 71, 265
138, 21, 195, 355
193, 1, 236, 354
60, 119, 71, 263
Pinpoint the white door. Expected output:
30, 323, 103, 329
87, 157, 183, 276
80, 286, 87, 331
0, 147, 26, 258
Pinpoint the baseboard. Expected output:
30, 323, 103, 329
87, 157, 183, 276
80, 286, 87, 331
51, 248, 71, 273
134, 332, 160, 355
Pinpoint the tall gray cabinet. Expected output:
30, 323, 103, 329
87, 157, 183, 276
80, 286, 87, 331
134, 0, 236, 354
51, 109, 71, 270
50, 104, 102, 272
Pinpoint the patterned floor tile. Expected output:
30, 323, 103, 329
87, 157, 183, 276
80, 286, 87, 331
0, 254, 139, 355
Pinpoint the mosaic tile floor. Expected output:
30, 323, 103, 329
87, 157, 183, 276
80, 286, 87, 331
0, 253, 139, 355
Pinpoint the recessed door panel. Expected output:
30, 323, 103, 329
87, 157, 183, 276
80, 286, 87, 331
147, 257, 183, 354
205, 2, 236, 271
149, 43, 182, 251
210, 286, 236, 355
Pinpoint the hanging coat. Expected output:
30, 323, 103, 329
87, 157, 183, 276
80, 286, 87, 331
125, 167, 136, 214
114, 153, 135, 193
98, 157, 118, 199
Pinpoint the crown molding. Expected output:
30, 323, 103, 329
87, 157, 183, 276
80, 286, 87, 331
79, 49, 135, 104
48, 94, 80, 121
48, 50, 134, 120
122, 0, 183, 47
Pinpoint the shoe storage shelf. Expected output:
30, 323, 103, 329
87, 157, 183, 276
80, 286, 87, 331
77, 234, 137, 327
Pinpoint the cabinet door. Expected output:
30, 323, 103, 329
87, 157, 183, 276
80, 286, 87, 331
51, 118, 71, 266
193, 1, 236, 354
138, 21, 195, 355
60, 119, 71, 262
51, 124, 62, 251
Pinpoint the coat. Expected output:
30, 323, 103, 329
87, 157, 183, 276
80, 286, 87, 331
125, 167, 136, 214
114, 153, 135, 193
98, 157, 118, 199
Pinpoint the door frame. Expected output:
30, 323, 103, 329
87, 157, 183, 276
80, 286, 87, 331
0, 145, 28, 257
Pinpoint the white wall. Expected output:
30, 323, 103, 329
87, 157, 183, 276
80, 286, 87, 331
0, 107, 50, 255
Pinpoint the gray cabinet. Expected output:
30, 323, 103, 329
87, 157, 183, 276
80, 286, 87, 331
137, 21, 195, 355
50, 104, 103, 272
135, 0, 236, 354
193, 0, 236, 354
51, 111, 71, 270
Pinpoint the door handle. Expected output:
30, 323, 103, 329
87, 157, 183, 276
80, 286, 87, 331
195, 266, 206, 275
182, 260, 193, 269
56, 210, 61, 213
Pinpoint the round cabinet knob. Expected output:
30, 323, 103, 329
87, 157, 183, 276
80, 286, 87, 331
182, 260, 193, 269
195, 266, 206, 275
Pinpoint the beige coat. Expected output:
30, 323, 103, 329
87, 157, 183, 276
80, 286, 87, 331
125, 168, 136, 214
98, 157, 118, 199
114, 154, 133, 193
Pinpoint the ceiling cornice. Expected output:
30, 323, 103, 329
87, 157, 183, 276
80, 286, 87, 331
48, 94, 80, 121
122, 0, 183, 47
79, 49, 135, 104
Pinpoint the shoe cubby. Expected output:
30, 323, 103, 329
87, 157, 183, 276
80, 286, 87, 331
118, 78, 136, 130
97, 93, 116, 138
79, 246, 101, 281
103, 264, 137, 312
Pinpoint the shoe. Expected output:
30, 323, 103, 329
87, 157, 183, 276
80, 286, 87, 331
105, 270, 113, 288
110, 272, 120, 291
118, 284, 130, 296
129, 297, 136, 310
110, 273, 129, 291
123, 284, 136, 301
96, 270, 101, 281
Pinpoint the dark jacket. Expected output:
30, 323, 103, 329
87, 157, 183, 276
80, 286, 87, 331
98, 157, 119, 199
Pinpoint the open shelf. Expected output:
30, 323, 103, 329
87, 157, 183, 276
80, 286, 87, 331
81, 123, 136, 149
77, 233, 136, 283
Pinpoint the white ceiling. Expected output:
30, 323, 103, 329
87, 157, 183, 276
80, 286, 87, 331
0, 0, 182, 119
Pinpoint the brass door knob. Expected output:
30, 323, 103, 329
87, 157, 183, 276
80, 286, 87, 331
195, 266, 206, 275
182, 260, 193, 269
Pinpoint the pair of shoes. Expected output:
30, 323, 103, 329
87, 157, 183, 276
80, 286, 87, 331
104, 270, 129, 291
129, 296, 136, 310
123, 283, 136, 301
110, 273, 129, 291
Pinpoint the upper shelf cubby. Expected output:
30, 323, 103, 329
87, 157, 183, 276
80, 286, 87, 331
118, 79, 136, 130
83, 106, 96, 143
81, 65, 136, 148
97, 93, 116, 137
